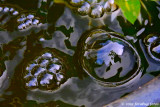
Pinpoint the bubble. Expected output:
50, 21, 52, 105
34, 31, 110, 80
17, 17, 27, 22
70, 0, 85, 6
103, 1, 111, 12
3, 7, 9, 12
25, 20, 32, 26
78, 29, 141, 87
39, 59, 49, 67
27, 14, 34, 19
33, 67, 46, 77
23, 51, 67, 90
78, 2, 91, 15
108, 0, 114, 4
0, 7, 3, 12
12, 11, 19, 15
9, 8, 14, 12
26, 78, 38, 87
26, 63, 37, 71
147, 36, 158, 43
40, 73, 53, 86
48, 64, 61, 74
32, 19, 39, 25
89, 4, 104, 18
144, 34, 160, 61
39, 38, 45, 41
18, 23, 26, 30
56, 73, 64, 81
42, 52, 52, 58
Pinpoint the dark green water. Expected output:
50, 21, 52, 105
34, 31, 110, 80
0, 0, 160, 107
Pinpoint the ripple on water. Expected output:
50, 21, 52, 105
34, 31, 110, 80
78, 29, 142, 87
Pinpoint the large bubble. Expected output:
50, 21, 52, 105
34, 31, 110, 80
144, 34, 160, 61
78, 29, 141, 87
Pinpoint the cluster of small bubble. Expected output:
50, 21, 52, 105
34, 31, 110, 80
69, 0, 116, 18
0, 6, 19, 26
17, 14, 42, 30
24, 52, 66, 90
0, 6, 19, 15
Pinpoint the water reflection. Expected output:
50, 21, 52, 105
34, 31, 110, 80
0, 0, 160, 107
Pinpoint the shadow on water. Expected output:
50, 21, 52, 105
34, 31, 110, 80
0, 0, 160, 107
